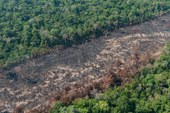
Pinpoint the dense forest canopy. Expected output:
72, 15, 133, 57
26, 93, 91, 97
0, 0, 170, 67
50, 44, 170, 113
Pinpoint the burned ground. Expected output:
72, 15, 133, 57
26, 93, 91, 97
0, 13, 170, 112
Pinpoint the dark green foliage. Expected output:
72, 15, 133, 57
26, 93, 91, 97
0, 0, 170, 67
50, 44, 170, 113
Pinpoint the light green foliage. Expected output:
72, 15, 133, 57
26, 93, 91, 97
51, 44, 170, 113
0, 0, 170, 67
92, 101, 109, 113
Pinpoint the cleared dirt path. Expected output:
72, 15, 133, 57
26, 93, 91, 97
0, 13, 170, 112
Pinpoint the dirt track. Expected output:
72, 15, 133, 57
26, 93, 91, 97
0, 13, 170, 112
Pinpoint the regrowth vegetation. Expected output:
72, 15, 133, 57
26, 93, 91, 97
50, 44, 170, 113
0, 0, 170, 67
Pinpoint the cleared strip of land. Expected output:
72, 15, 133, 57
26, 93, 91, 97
0, 13, 170, 112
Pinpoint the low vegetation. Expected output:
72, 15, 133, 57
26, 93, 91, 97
50, 44, 170, 113
0, 0, 170, 67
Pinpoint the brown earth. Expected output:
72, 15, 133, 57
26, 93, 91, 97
0, 13, 170, 112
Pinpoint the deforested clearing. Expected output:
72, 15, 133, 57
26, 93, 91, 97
0, 12, 170, 112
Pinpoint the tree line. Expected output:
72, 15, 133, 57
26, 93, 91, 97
50, 44, 170, 113
0, 0, 170, 67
